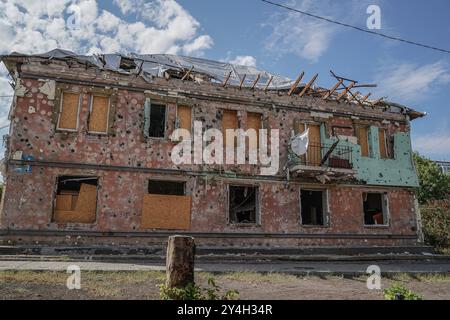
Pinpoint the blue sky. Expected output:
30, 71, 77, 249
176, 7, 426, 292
0, 0, 449, 160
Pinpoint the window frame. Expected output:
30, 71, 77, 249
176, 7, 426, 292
378, 128, 389, 159
299, 187, 330, 227
147, 179, 186, 196
56, 91, 81, 132
52, 175, 99, 225
175, 104, 193, 133
362, 191, 390, 227
227, 183, 261, 226
147, 102, 168, 139
295, 121, 323, 166
356, 125, 370, 158
221, 109, 239, 150
87, 94, 111, 135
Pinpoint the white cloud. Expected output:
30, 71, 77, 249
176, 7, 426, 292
112, 0, 137, 15
0, 0, 214, 152
96, 10, 121, 33
373, 61, 450, 103
263, 0, 373, 63
183, 35, 213, 55
413, 126, 450, 159
0, 63, 13, 143
0, 0, 212, 55
228, 55, 257, 67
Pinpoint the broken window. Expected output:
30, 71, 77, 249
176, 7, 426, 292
363, 192, 388, 225
300, 189, 327, 226
88, 95, 110, 133
147, 103, 166, 138
229, 185, 258, 224
141, 180, 191, 230
53, 176, 98, 223
387, 134, 395, 159
176, 105, 192, 131
357, 126, 370, 157
148, 180, 185, 195
57, 92, 80, 130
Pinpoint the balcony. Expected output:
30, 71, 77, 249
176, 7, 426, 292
288, 142, 355, 182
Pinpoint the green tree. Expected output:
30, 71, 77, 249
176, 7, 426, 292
413, 152, 450, 204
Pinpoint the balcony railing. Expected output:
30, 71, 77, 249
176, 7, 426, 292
290, 142, 353, 169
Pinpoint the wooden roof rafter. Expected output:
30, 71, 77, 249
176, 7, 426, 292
288, 71, 304, 96
298, 73, 318, 97
181, 66, 194, 81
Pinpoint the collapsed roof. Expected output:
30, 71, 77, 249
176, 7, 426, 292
1, 49, 425, 120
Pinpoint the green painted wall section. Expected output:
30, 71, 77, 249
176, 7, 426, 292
319, 124, 419, 187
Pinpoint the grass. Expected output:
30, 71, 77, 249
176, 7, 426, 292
436, 247, 450, 255
2, 270, 447, 286
206, 271, 299, 284
1, 270, 449, 299
0, 270, 166, 299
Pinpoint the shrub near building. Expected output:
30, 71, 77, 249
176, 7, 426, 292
413, 153, 450, 248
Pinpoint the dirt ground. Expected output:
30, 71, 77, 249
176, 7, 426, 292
0, 271, 449, 300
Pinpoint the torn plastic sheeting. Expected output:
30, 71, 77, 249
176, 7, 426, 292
130, 53, 296, 89
11, 49, 296, 90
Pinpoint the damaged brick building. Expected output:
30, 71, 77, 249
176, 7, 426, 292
0, 49, 425, 247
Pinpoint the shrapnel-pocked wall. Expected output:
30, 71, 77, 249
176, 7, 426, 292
0, 52, 423, 247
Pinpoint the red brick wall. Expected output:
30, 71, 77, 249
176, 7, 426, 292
0, 76, 419, 246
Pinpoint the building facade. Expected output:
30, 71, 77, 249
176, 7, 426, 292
0, 50, 425, 247
435, 161, 450, 175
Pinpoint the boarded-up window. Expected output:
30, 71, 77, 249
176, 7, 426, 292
53, 176, 98, 223
357, 127, 370, 157
379, 128, 388, 159
88, 95, 110, 133
222, 110, 238, 148
57, 92, 80, 130
141, 180, 190, 230
247, 112, 261, 149
177, 105, 192, 131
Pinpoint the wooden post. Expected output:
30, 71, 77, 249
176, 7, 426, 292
166, 235, 196, 288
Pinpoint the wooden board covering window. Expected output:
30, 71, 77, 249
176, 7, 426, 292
222, 110, 238, 148
58, 92, 80, 130
247, 112, 261, 149
357, 127, 369, 157
379, 128, 388, 159
53, 183, 97, 223
89, 96, 109, 133
308, 124, 322, 166
177, 105, 192, 131
141, 194, 191, 230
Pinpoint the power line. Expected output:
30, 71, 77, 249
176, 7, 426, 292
261, 0, 450, 54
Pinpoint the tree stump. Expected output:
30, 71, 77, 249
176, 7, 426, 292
165, 235, 195, 288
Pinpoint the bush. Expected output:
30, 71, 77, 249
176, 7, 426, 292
413, 153, 450, 204
159, 277, 239, 300
421, 199, 450, 247
384, 283, 423, 300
